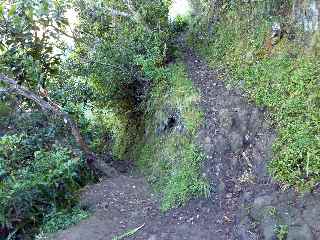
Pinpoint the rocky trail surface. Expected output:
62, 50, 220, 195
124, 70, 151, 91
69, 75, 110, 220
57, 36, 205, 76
53, 42, 320, 240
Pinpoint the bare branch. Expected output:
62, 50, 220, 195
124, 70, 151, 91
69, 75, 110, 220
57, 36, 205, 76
0, 74, 117, 177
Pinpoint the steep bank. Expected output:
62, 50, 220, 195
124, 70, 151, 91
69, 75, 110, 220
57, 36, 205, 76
189, 1, 320, 238
184, 37, 320, 239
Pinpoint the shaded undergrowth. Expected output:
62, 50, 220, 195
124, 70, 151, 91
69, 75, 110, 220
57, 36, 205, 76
0, 112, 97, 239
132, 61, 209, 210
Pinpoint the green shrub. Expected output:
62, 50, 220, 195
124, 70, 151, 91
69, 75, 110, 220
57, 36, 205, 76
72, 0, 170, 109
39, 208, 89, 234
0, 133, 34, 173
0, 102, 11, 124
170, 15, 189, 33
0, 146, 92, 238
0, 112, 68, 173
84, 108, 130, 159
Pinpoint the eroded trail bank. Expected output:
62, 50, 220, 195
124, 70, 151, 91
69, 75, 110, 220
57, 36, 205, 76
53, 42, 320, 240
183, 42, 320, 239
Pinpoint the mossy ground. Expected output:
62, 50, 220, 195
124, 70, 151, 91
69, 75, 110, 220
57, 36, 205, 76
132, 62, 209, 210
189, 5, 320, 190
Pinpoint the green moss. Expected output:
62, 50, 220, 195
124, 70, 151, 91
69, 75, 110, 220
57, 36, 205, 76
192, 5, 320, 190
133, 62, 209, 210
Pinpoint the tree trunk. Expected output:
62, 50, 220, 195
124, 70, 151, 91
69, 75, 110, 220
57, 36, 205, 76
0, 74, 117, 177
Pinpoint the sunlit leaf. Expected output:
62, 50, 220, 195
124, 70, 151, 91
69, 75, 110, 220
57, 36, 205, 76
0, 4, 4, 16
8, 4, 16, 17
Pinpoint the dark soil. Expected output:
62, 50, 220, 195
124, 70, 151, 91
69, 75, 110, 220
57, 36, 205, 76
53, 40, 320, 240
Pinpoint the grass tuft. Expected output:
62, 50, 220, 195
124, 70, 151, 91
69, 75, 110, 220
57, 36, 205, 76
133, 62, 209, 210
39, 208, 90, 234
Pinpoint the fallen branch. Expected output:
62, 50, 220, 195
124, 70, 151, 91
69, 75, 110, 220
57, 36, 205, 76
0, 74, 117, 177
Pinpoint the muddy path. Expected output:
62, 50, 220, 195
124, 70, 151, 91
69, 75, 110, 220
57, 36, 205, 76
53, 40, 320, 240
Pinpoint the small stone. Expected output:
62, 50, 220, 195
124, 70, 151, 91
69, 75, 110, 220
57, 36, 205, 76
287, 224, 313, 240
148, 235, 157, 240
229, 132, 244, 152
223, 215, 232, 223
226, 193, 232, 198
187, 217, 194, 223
244, 134, 250, 142
219, 109, 233, 130
218, 182, 226, 192
261, 216, 278, 240
204, 136, 211, 144
253, 195, 273, 209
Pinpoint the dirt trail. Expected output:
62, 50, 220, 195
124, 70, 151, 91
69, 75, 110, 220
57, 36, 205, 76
53, 41, 320, 240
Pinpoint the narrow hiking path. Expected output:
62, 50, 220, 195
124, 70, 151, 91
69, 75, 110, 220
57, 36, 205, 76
53, 40, 320, 240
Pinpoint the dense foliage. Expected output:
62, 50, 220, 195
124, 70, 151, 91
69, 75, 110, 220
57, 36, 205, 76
2, 0, 319, 238
0, 146, 92, 238
0, 0, 175, 238
0, 0, 69, 89
0, 0, 210, 238
71, 0, 170, 106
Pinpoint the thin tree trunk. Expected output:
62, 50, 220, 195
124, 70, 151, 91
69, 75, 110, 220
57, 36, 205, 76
0, 74, 117, 177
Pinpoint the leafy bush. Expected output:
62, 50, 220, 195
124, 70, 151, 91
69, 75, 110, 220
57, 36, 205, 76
191, 2, 320, 190
0, 146, 92, 238
83, 107, 130, 159
0, 111, 69, 172
0, 0, 70, 90
0, 133, 29, 173
170, 15, 189, 33
39, 207, 89, 234
61, 0, 174, 162
72, 0, 170, 106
